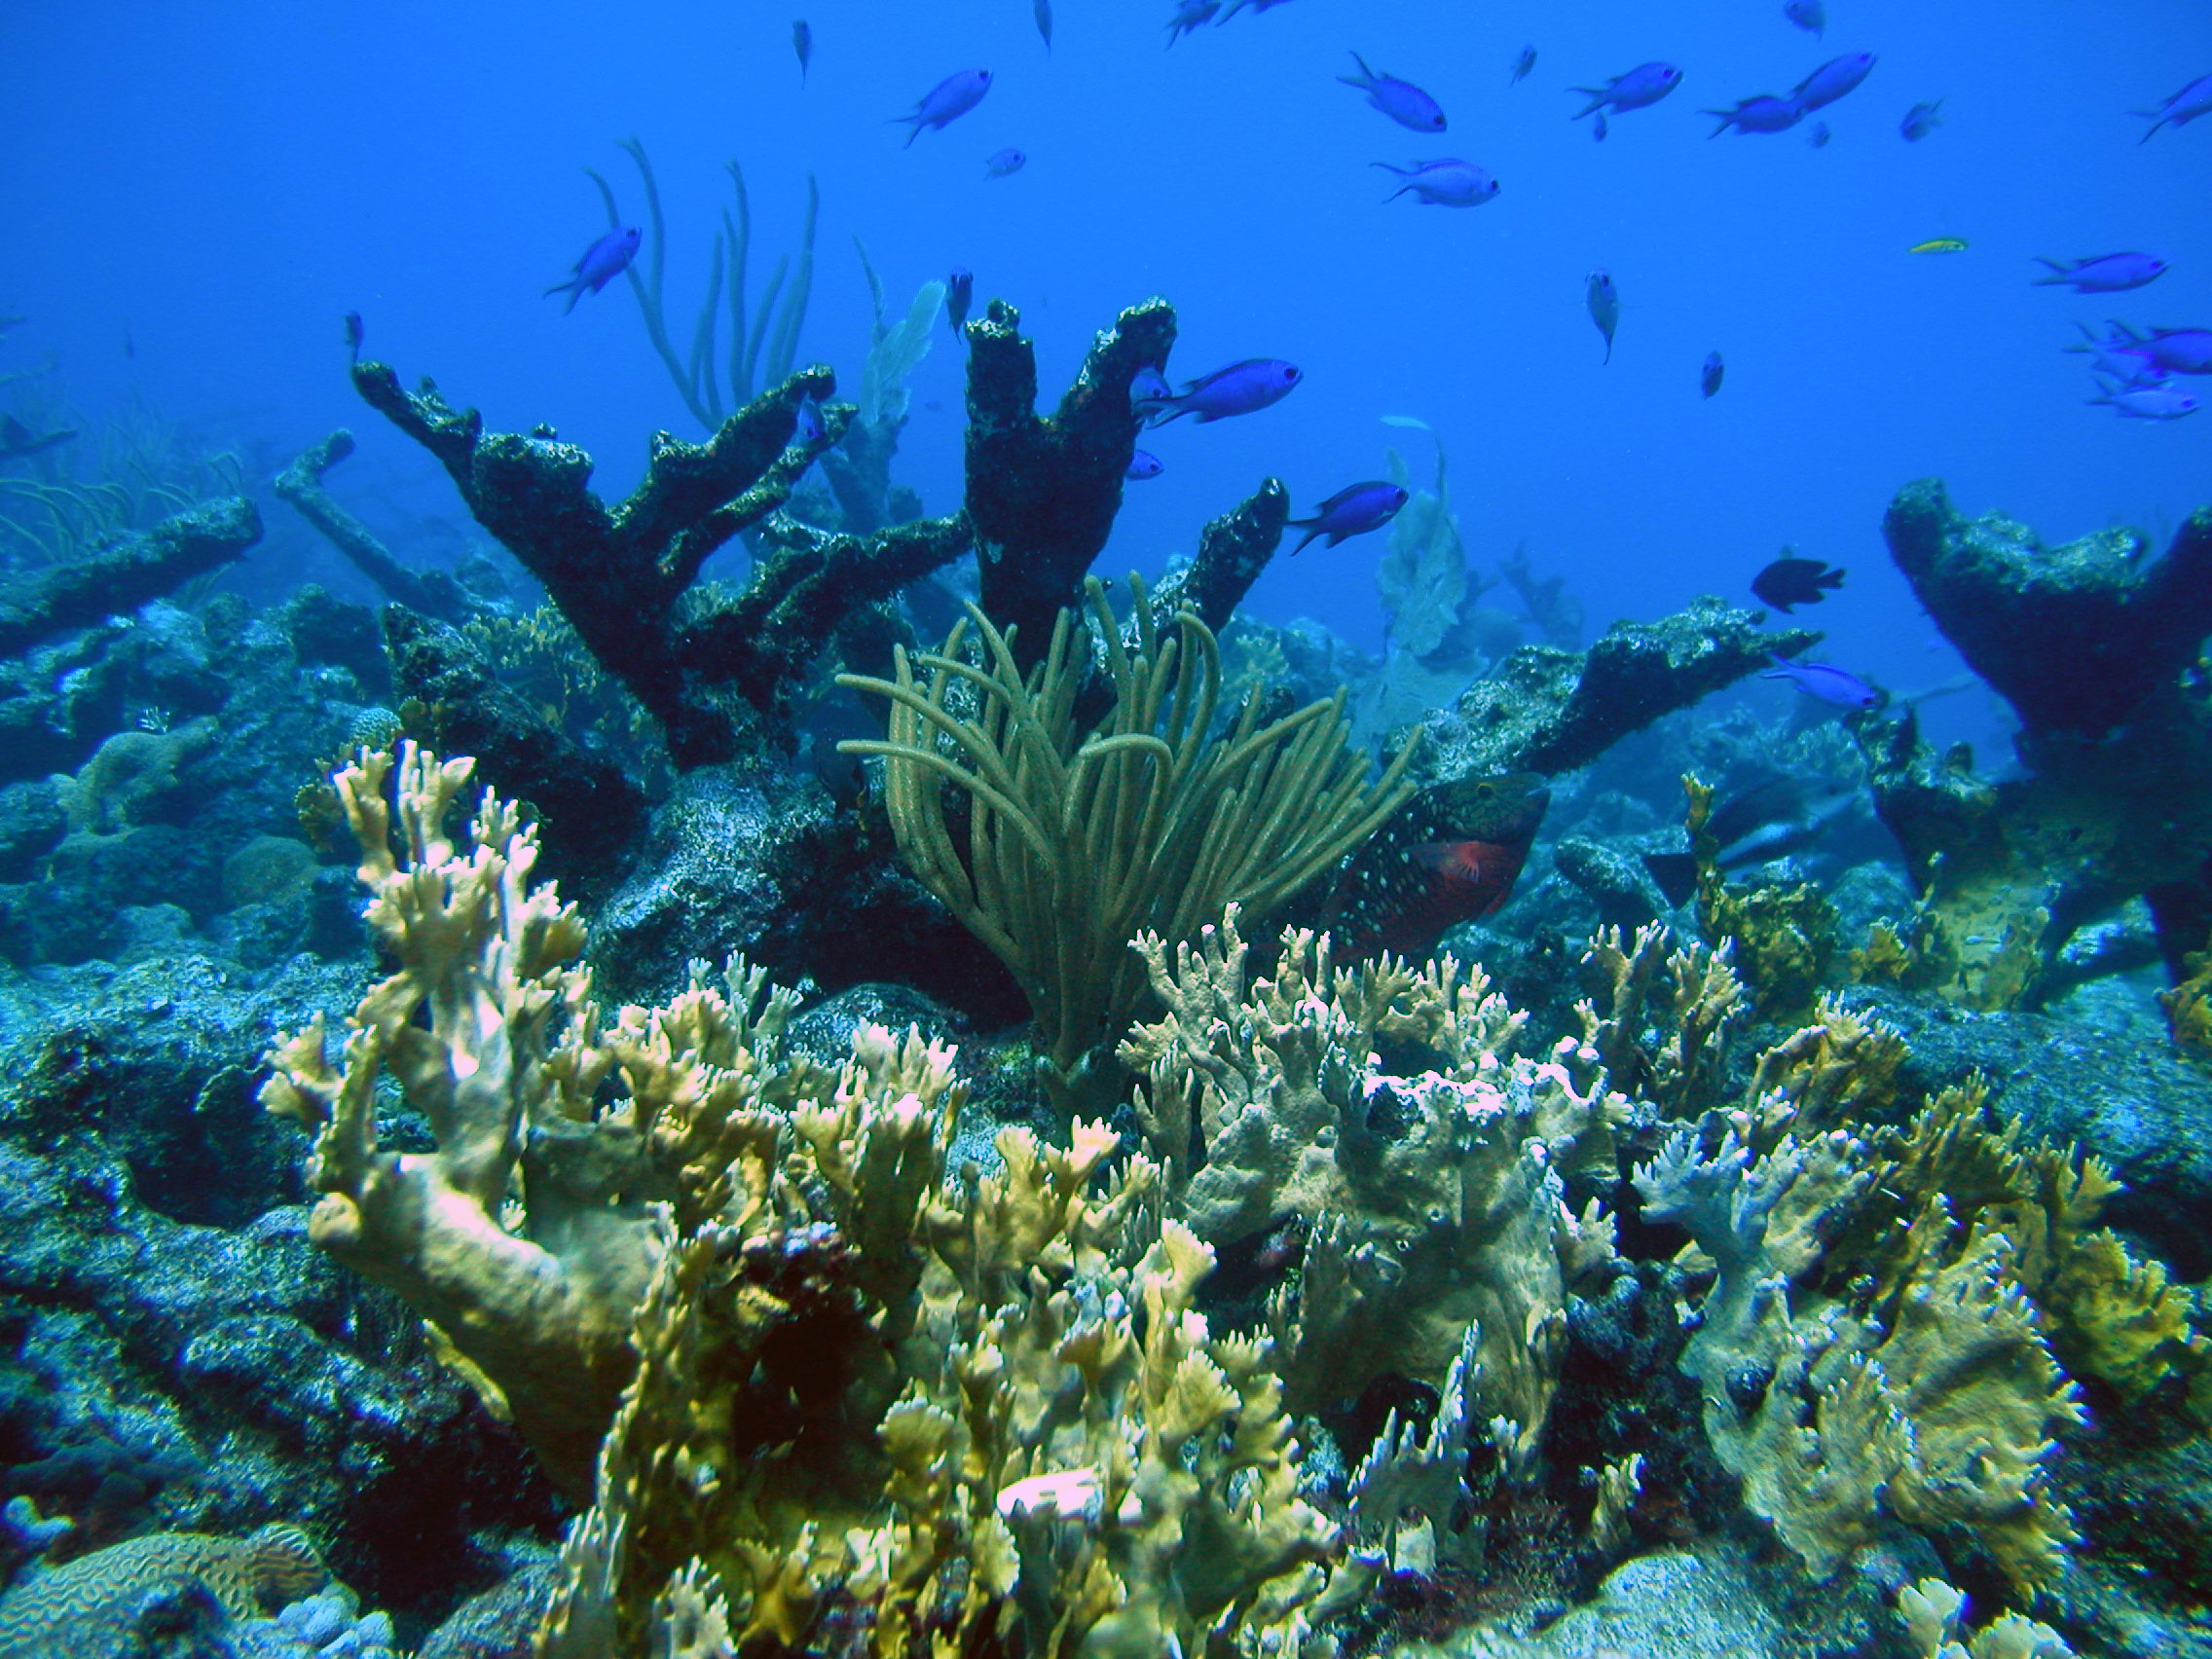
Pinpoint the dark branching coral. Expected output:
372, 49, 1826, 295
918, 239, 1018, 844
1886, 479, 2212, 740
353, 358, 967, 766
1425, 598, 1819, 779
275, 430, 470, 623
1149, 476, 1293, 639
0, 495, 260, 658
838, 579, 1415, 1121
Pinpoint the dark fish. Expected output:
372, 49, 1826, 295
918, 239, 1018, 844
1763, 653, 1880, 710
1510, 46, 1537, 85
1900, 99, 1942, 140
2137, 70, 2212, 142
2097, 321, 2212, 376
1165, 0, 1219, 45
1783, 0, 1825, 37
1319, 773, 1551, 960
1807, 120, 1832, 147
1643, 773, 1859, 904
1751, 554, 1844, 612
946, 268, 975, 333
1793, 52, 1875, 112
1340, 52, 1447, 132
1701, 350, 1725, 397
1571, 61, 1684, 128
894, 69, 992, 146
1135, 358, 1303, 424
1125, 450, 1164, 480
1287, 481, 1409, 553
545, 226, 642, 313
1706, 93, 1805, 136
793, 19, 811, 83
344, 311, 364, 361
1586, 270, 1619, 363
2032, 252, 2166, 293
1034, 0, 1052, 51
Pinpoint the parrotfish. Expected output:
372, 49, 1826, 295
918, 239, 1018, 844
1751, 554, 1844, 612
1034, 0, 1052, 52
983, 148, 1027, 178
2032, 252, 2166, 293
1644, 772, 1860, 905
1571, 61, 1684, 129
793, 19, 812, 83
1900, 99, 1942, 140
894, 69, 992, 146
1587, 270, 1620, 363
1135, 358, 1303, 425
2137, 70, 2212, 142
1317, 772, 1551, 961
1286, 481, 1409, 553
544, 227, 642, 313
1510, 46, 1537, 86
1763, 653, 1880, 710
1374, 158, 1498, 206
2089, 379, 2200, 420
1793, 52, 1875, 112
1700, 350, 1725, 397
1125, 451, 1164, 480
945, 269, 975, 332
1783, 0, 1825, 37
1164, 0, 1219, 45
1341, 53, 1447, 132
1706, 93, 1805, 136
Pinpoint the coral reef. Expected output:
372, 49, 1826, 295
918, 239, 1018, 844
839, 580, 1415, 1120
274, 431, 471, 624
0, 496, 259, 658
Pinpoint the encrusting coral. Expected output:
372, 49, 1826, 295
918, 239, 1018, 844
840, 578, 1415, 1123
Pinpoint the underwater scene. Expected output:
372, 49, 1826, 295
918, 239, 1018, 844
3, 1, 2212, 1655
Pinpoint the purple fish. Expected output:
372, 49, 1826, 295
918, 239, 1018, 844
1374, 159, 1498, 206
1793, 52, 1875, 112
2033, 253, 2166, 293
1764, 653, 1879, 710
1136, 358, 1303, 425
946, 269, 975, 333
894, 69, 992, 147
2090, 379, 2200, 420
1164, 0, 1219, 45
544, 227, 641, 313
1287, 481, 1409, 553
2137, 70, 2212, 142
1341, 53, 1446, 132
1783, 0, 1825, 37
1125, 451, 1164, 480
793, 397, 827, 447
1701, 350, 1724, 397
1900, 99, 1942, 140
1706, 94, 1805, 136
984, 147, 1027, 178
1571, 62, 1683, 128
2085, 322, 2212, 376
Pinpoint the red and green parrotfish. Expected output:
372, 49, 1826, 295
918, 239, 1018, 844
1318, 773, 1550, 961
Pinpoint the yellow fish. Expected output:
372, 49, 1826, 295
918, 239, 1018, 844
1908, 237, 1970, 254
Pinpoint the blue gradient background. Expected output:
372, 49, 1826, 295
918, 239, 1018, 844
4, 1, 2207, 747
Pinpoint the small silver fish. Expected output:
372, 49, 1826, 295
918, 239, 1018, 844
984, 147, 1027, 178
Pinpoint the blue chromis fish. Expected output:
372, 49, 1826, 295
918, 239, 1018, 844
1783, 0, 1825, 37
344, 312, 364, 361
793, 19, 811, 83
983, 148, 1027, 178
2089, 379, 2200, 420
1763, 653, 1880, 710
2137, 70, 2212, 142
544, 226, 641, 313
1706, 94, 1805, 136
945, 269, 975, 332
1374, 159, 1498, 206
1125, 451, 1164, 480
1586, 271, 1619, 363
1317, 773, 1550, 960
894, 69, 992, 146
1340, 53, 1447, 132
2032, 252, 2166, 292
1700, 350, 1725, 397
1164, 0, 1219, 45
1900, 99, 1943, 140
1571, 61, 1684, 128
1509, 46, 1537, 85
1908, 237, 1969, 254
1135, 359, 1304, 425
1793, 52, 1876, 112
1287, 481, 1409, 553
1034, 0, 1052, 51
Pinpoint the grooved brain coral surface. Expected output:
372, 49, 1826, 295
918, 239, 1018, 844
0, 1524, 324, 1653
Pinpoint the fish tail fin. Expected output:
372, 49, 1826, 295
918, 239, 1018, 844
2030, 258, 2066, 280
1641, 851, 1699, 909
1705, 114, 1732, 137
1569, 89, 1604, 117
1604, 339, 1613, 364
1287, 526, 1321, 555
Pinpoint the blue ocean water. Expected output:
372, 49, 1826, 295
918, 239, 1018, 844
2, 0, 2208, 720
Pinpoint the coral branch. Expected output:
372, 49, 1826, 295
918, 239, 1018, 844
274, 430, 469, 622
0, 495, 259, 656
